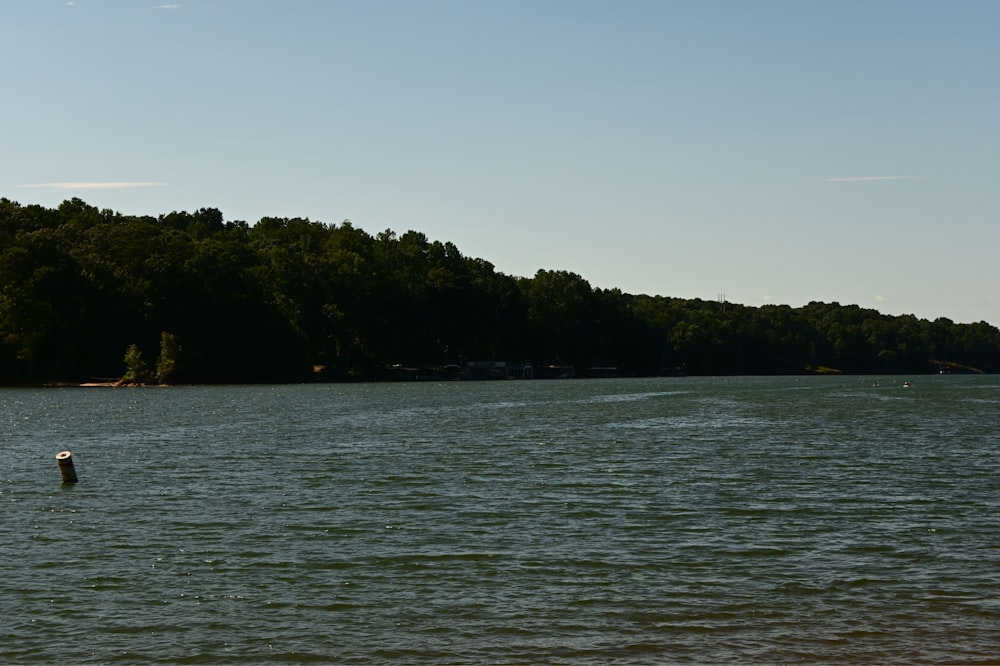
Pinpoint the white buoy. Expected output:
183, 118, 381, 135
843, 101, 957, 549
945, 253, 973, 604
56, 450, 78, 483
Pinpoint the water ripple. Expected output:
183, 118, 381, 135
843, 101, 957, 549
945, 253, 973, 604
2, 377, 1000, 663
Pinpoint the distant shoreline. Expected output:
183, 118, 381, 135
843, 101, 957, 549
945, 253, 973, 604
40, 381, 162, 388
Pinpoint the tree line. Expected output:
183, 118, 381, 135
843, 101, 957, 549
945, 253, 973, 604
2, 197, 999, 384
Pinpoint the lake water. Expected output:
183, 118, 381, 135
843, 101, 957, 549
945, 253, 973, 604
2, 376, 999, 664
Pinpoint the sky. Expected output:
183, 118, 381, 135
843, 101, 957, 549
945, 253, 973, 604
3, 1, 999, 325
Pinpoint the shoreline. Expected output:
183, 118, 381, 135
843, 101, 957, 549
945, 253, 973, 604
42, 381, 162, 388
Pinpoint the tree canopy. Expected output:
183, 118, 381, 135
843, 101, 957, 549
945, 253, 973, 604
2, 197, 998, 384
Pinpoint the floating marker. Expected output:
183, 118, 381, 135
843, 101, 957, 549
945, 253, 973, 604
56, 450, 78, 483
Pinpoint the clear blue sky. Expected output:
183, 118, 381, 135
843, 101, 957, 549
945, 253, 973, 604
4, 1, 999, 325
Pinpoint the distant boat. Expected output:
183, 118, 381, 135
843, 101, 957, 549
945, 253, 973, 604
902, 381, 911, 388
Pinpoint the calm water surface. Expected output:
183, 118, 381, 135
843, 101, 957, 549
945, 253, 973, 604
2, 376, 999, 664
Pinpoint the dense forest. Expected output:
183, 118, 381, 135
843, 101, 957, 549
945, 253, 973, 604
2, 197, 999, 384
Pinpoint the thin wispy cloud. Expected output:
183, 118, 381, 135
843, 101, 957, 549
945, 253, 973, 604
18, 182, 166, 190
874, 294, 888, 304
154, 4, 181, 9
825, 176, 922, 182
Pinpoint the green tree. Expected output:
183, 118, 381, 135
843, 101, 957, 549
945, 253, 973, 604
121, 343, 151, 384
4, 197, 1000, 382
520, 269, 595, 365
155, 331, 181, 384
